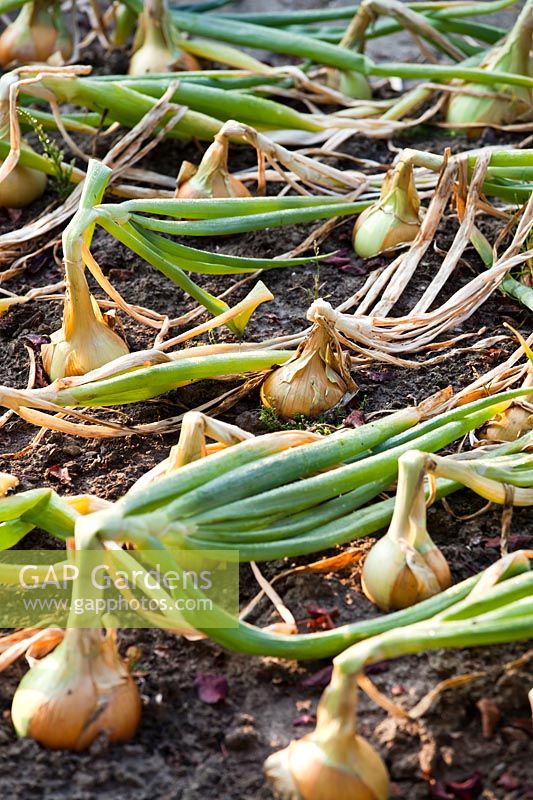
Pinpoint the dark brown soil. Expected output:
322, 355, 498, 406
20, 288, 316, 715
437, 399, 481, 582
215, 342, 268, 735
0, 12, 532, 800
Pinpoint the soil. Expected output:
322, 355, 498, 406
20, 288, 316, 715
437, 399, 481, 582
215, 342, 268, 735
0, 2, 532, 799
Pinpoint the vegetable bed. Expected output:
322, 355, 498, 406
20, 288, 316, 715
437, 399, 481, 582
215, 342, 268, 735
0, 0, 532, 798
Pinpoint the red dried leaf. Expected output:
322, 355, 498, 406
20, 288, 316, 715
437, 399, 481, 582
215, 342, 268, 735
508, 717, 533, 736
22, 334, 50, 350
429, 780, 454, 800
307, 615, 337, 631
482, 534, 533, 550
364, 661, 390, 676
476, 697, 500, 739
363, 369, 395, 383
302, 604, 339, 631
4, 207, 23, 223
194, 673, 228, 704
293, 713, 315, 727
323, 255, 352, 267
302, 665, 333, 688
497, 772, 521, 791
340, 263, 369, 276
304, 604, 339, 618
344, 409, 366, 428
447, 771, 483, 799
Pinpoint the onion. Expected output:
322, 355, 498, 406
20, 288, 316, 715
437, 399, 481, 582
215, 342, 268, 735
129, 0, 199, 75
265, 670, 389, 800
41, 259, 129, 380
482, 373, 533, 442
0, 158, 47, 208
362, 450, 451, 611
11, 628, 141, 750
0, 0, 72, 67
362, 532, 451, 612
353, 158, 421, 258
176, 133, 250, 200
325, 67, 372, 100
446, 2, 532, 133
260, 299, 356, 420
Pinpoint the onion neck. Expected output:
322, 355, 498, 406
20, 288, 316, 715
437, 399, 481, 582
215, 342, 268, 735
314, 668, 359, 746
387, 450, 428, 545
381, 158, 420, 221
198, 134, 230, 184
63, 252, 97, 340
27, 0, 55, 28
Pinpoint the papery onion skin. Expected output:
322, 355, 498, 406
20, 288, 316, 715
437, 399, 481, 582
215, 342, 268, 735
42, 318, 129, 381
176, 166, 250, 200
41, 274, 129, 380
175, 135, 251, 200
265, 734, 389, 800
362, 534, 451, 612
261, 302, 356, 420
12, 629, 141, 751
260, 354, 348, 420
482, 406, 533, 443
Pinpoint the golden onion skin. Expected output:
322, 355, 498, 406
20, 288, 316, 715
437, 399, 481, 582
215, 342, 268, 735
175, 135, 251, 200
12, 629, 141, 751
0, 2, 72, 67
265, 734, 389, 800
260, 309, 356, 420
361, 534, 451, 612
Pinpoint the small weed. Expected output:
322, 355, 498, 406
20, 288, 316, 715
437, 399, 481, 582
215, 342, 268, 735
18, 109, 75, 199
259, 404, 341, 435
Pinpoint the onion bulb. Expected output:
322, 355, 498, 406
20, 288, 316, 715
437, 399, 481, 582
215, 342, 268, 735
362, 450, 451, 611
325, 67, 372, 100
265, 670, 389, 800
0, 0, 72, 67
260, 299, 357, 419
11, 628, 141, 750
482, 404, 533, 442
265, 735, 389, 800
0, 472, 18, 495
446, 2, 532, 133
41, 258, 129, 381
129, 0, 199, 75
482, 372, 533, 442
353, 158, 421, 258
176, 133, 250, 200
0, 156, 47, 208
